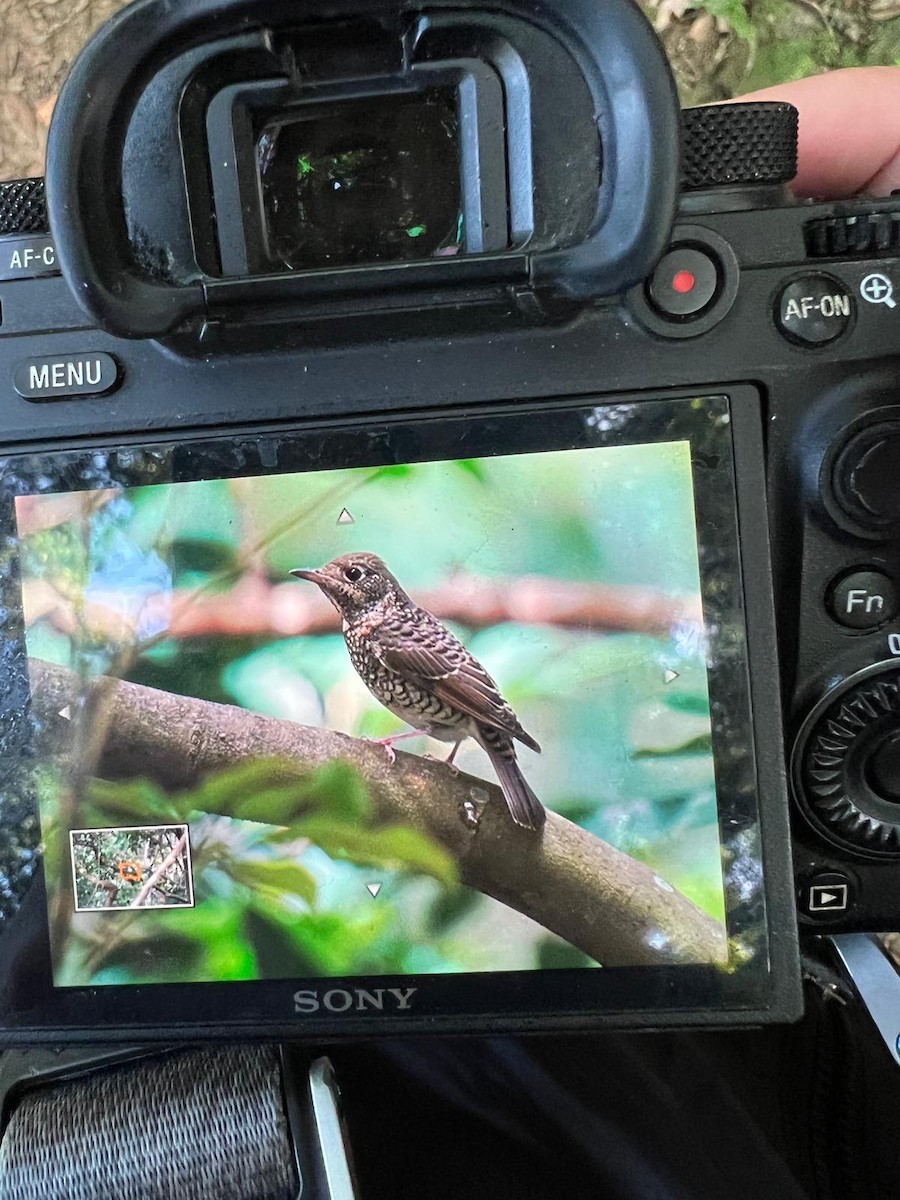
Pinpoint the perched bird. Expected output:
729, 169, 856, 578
290, 552, 546, 832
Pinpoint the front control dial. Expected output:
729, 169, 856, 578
793, 662, 900, 856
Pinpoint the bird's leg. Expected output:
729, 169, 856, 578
444, 740, 463, 776
369, 729, 427, 764
425, 740, 462, 775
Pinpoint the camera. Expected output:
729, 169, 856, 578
1, 0, 899, 1047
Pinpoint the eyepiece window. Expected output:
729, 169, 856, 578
257, 89, 464, 271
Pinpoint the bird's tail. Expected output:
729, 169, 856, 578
483, 739, 546, 832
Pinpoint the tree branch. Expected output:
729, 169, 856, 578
29, 659, 726, 969
128, 832, 188, 909
22, 571, 702, 643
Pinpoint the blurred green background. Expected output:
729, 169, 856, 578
23, 439, 723, 986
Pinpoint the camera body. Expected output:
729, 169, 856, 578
1, 0, 899, 1042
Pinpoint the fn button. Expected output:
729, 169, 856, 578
828, 569, 898, 630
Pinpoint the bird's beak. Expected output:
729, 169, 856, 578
289, 568, 323, 584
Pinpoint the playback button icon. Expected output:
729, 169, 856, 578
799, 872, 855, 922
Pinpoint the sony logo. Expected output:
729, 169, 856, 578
293, 987, 418, 1015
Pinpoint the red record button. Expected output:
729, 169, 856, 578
647, 247, 720, 318
671, 269, 696, 294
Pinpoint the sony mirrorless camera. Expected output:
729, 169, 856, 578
1, 0, 899, 1045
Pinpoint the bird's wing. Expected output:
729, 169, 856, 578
373, 610, 541, 752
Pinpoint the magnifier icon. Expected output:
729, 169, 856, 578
860, 272, 897, 308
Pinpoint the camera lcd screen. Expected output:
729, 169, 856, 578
0, 394, 794, 1034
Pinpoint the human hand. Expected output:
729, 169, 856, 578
738, 67, 900, 199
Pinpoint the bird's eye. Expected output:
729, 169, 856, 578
343, 566, 363, 583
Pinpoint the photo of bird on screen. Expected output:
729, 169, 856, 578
290, 553, 546, 832
16, 429, 728, 987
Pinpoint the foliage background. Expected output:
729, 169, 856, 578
647, 1, 900, 103
21, 440, 721, 986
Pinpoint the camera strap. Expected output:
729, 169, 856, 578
831, 933, 900, 1067
0, 1045, 299, 1200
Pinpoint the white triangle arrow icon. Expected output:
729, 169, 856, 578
365, 882, 382, 898
337, 508, 355, 525
818, 891, 837, 905
58, 705, 71, 720
663, 669, 679, 685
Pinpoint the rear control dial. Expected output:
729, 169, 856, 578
805, 211, 900, 258
793, 662, 900, 857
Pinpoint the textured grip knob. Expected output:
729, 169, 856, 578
681, 102, 798, 192
794, 664, 900, 857
0, 177, 48, 236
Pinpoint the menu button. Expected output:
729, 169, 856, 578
14, 353, 121, 401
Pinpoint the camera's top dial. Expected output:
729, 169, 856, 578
680, 103, 798, 193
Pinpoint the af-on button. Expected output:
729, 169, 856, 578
776, 273, 853, 346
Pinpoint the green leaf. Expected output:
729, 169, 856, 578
280, 816, 458, 886
454, 459, 487, 483
664, 692, 711, 717
228, 858, 318, 907
75, 898, 258, 986
375, 465, 413, 479
85, 778, 181, 822
700, 0, 755, 44
537, 937, 599, 970
159, 756, 375, 830
632, 733, 713, 759
303, 759, 374, 822
551, 797, 599, 824
251, 760, 373, 825
253, 907, 394, 976
183, 758, 324, 824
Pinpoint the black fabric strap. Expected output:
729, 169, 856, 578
0, 1046, 297, 1200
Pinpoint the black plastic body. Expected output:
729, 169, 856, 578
3, 0, 900, 1043
5, 188, 900, 1036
